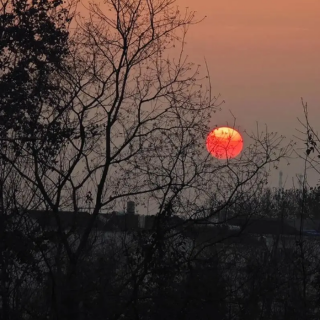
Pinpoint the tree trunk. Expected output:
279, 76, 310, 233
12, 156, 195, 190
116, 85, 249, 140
0, 169, 9, 320
62, 266, 82, 320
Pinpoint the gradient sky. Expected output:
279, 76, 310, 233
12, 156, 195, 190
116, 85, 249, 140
76, 0, 320, 188
176, 0, 320, 187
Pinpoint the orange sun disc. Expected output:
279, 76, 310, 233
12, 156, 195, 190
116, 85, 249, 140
206, 127, 243, 159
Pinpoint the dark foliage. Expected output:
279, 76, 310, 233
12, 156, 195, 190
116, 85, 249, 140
0, 0, 74, 163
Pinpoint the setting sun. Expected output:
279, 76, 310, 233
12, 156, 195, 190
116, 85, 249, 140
206, 127, 243, 159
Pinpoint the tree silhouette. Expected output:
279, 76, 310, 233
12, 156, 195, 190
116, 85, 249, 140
0, 0, 77, 319
0, 0, 292, 319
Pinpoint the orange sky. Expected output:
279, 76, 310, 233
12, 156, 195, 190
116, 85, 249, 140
176, 0, 320, 186
179, 0, 320, 123
76, 0, 320, 187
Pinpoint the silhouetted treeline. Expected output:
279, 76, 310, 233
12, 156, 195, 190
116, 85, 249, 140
1, 195, 320, 320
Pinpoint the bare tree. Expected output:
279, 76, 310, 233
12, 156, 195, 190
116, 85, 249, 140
0, 0, 292, 319
296, 99, 320, 177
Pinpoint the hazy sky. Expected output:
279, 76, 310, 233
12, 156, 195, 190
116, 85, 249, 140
176, 0, 320, 187
76, 0, 320, 188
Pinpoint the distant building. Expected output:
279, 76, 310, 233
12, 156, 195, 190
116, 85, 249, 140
127, 201, 135, 215
24, 202, 184, 233
286, 218, 320, 234
227, 218, 300, 236
26, 209, 104, 231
